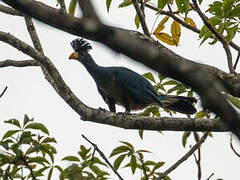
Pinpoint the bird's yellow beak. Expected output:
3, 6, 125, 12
69, 52, 79, 60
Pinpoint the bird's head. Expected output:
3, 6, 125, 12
69, 38, 92, 63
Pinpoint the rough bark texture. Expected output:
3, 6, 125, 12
1, 0, 240, 136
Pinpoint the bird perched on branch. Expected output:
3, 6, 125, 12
69, 38, 197, 114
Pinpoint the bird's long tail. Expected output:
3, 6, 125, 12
158, 95, 197, 114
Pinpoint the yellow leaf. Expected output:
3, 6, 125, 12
185, 17, 197, 28
171, 20, 181, 45
153, 16, 169, 34
154, 32, 175, 46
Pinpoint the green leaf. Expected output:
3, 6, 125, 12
78, 145, 91, 160
42, 137, 57, 144
176, 0, 189, 13
208, 1, 223, 16
143, 72, 156, 83
25, 123, 49, 135
158, 0, 168, 9
106, 0, 112, 12
130, 155, 137, 174
4, 119, 21, 128
200, 30, 213, 45
226, 25, 238, 42
158, 73, 166, 82
91, 157, 108, 167
195, 111, 207, 118
62, 156, 80, 162
113, 154, 126, 170
110, 145, 131, 157
54, 165, 63, 173
120, 141, 134, 150
153, 161, 165, 170
182, 131, 191, 148
69, 0, 77, 15
138, 129, 144, 139
47, 168, 53, 180
28, 156, 50, 165
23, 114, 33, 127
135, 14, 140, 29
162, 80, 180, 86
118, 0, 132, 8
143, 160, 155, 166
2, 130, 20, 140
227, 94, 240, 110
228, 4, 240, 17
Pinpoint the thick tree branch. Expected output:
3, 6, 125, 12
2, 0, 240, 138
0, 59, 39, 67
192, 0, 234, 74
132, 0, 150, 36
0, 4, 22, 16
158, 132, 209, 179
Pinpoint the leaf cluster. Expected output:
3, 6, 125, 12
0, 114, 60, 179
110, 141, 171, 180
61, 145, 109, 180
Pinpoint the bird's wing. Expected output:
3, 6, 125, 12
114, 67, 160, 104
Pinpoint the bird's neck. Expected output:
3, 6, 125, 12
80, 54, 101, 77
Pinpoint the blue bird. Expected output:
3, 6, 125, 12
69, 38, 197, 114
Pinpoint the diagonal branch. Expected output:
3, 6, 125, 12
0, 59, 39, 67
192, 0, 234, 74
0, 86, 8, 98
82, 134, 124, 180
158, 132, 209, 179
24, 15, 44, 54
132, 0, 150, 36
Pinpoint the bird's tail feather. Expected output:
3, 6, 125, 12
159, 95, 197, 114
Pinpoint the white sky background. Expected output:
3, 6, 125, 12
1, 0, 240, 179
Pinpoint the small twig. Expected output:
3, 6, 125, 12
233, 52, 240, 70
167, 3, 173, 15
58, 0, 66, 13
192, 0, 234, 74
139, 0, 145, 17
206, 173, 214, 180
230, 133, 240, 157
0, 4, 22, 16
0, 59, 39, 67
138, 156, 149, 180
158, 132, 209, 180
22, 158, 37, 180
132, 0, 150, 36
82, 134, 124, 180
193, 132, 202, 180
0, 86, 7, 98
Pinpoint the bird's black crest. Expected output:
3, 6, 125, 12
70, 38, 92, 53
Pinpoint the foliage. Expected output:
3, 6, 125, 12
109, 141, 171, 180
0, 114, 59, 179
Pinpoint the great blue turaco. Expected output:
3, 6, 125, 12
69, 38, 197, 114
